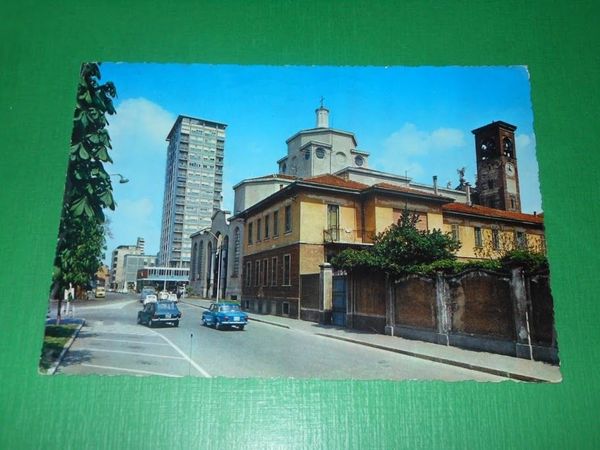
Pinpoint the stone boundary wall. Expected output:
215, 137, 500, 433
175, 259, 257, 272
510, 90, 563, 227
345, 268, 558, 364
386, 268, 558, 364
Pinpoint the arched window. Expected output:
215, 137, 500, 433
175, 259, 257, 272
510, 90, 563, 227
232, 227, 241, 277
197, 241, 204, 281
191, 243, 197, 280
503, 137, 514, 158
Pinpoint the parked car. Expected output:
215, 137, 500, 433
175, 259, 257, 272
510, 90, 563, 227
139, 287, 156, 303
94, 286, 106, 298
137, 300, 181, 327
202, 302, 248, 330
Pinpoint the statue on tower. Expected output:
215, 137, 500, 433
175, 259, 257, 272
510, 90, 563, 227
456, 167, 467, 190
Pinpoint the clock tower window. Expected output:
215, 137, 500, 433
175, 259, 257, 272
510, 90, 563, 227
503, 137, 514, 158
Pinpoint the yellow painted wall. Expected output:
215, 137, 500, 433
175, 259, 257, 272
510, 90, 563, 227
443, 222, 546, 260
299, 244, 325, 274
363, 197, 377, 242
374, 206, 394, 234
300, 201, 327, 243
427, 212, 445, 231
244, 199, 300, 256
298, 194, 362, 244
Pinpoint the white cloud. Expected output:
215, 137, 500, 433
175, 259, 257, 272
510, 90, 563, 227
374, 123, 466, 179
107, 197, 161, 256
103, 98, 174, 259
108, 98, 175, 159
118, 198, 154, 220
382, 123, 465, 156
515, 132, 542, 213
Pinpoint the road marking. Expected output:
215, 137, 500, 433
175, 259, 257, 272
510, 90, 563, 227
82, 328, 156, 338
150, 330, 212, 378
81, 363, 182, 377
76, 347, 186, 360
86, 337, 171, 346
76, 300, 137, 310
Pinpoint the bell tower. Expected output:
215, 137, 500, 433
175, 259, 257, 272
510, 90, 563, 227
472, 121, 521, 212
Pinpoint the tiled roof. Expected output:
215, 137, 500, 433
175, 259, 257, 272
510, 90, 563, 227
442, 203, 544, 224
303, 174, 369, 190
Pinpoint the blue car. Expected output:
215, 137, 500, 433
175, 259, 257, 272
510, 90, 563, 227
202, 302, 248, 330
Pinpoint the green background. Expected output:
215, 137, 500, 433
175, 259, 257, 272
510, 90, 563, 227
1, 1, 598, 448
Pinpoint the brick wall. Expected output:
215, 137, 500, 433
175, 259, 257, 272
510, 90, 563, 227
447, 271, 514, 339
350, 272, 386, 316
394, 276, 437, 329
300, 273, 320, 310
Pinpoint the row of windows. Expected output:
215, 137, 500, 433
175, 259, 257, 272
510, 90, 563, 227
245, 255, 291, 287
452, 225, 529, 251
248, 205, 292, 245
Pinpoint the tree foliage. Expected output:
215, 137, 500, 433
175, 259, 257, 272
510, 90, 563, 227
53, 215, 106, 289
332, 208, 461, 278
52, 63, 117, 300
67, 62, 117, 221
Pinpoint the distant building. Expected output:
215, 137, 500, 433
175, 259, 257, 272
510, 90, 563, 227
158, 115, 227, 268
123, 254, 157, 291
136, 237, 145, 254
136, 266, 190, 293
109, 238, 145, 290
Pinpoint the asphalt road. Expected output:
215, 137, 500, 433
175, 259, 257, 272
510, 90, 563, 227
56, 292, 504, 381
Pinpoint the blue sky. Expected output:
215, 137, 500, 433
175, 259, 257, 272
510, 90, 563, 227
100, 64, 541, 261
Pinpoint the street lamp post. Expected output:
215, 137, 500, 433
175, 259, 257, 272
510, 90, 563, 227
109, 173, 129, 184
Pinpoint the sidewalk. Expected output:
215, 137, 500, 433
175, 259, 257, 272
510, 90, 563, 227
181, 298, 562, 383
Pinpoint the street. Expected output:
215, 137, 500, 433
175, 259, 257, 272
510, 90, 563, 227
56, 292, 505, 381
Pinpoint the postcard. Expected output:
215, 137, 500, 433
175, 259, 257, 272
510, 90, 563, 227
40, 63, 560, 382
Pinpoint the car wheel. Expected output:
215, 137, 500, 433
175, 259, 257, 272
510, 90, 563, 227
137, 315, 141, 324
148, 319, 153, 328
174, 320, 179, 327
202, 318, 207, 327
215, 320, 221, 330
239, 325, 245, 331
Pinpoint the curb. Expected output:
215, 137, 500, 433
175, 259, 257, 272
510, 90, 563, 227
45, 320, 86, 376
314, 333, 549, 383
181, 300, 290, 329
246, 317, 290, 329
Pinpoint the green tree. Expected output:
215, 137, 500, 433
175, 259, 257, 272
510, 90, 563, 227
51, 63, 117, 321
332, 208, 461, 278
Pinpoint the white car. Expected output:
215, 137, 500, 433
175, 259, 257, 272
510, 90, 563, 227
158, 291, 178, 302
139, 288, 156, 303
142, 294, 158, 305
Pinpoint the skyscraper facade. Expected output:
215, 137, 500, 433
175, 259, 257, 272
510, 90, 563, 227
159, 115, 227, 268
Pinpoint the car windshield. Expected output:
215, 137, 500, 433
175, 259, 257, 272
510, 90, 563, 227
156, 302, 177, 311
218, 304, 240, 312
